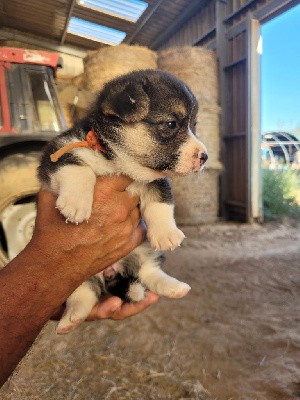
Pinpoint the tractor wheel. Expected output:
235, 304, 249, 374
0, 151, 41, 267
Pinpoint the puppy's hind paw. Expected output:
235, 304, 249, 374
56, 318, 84, 335
160, 280, 191, 299
56, 307, 90, 335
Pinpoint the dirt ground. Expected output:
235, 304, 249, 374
1, 222, 299, 400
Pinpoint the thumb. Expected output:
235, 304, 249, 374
35, 190, 59, 224
87, 296, 123, 320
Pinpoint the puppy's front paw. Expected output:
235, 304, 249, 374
127, 282, 146, 302
148, 226, 186, 251
56, 193, 93, 223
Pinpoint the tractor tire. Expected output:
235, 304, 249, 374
0, 151, 41, 267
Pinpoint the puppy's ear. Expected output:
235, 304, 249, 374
101, 82, 150, 122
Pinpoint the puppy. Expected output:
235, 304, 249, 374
38, 70, 208, 334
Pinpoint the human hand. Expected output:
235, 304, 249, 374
30, 175, 146, 281
0, 176, 147, 384
87, 291, 160, 320
52, 291, 160, 322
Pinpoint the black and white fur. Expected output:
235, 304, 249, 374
39, 70, 208, 334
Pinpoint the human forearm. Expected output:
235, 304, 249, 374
0, 176, 145, 386
0, 245, 81, 386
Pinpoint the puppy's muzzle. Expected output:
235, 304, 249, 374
199, 152, 208, 166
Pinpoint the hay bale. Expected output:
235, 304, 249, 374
60, 103, 73, 128
58, 84, 96, 128
58, 85, 96, 109
72, 73, 85, 88
83, 44, 157, 91
172, 169, 220, 224
159, 46, 221, 223
158, 46, 219, 105
197, 104, 222, 169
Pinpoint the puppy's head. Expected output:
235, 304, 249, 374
96, 70, 207, 177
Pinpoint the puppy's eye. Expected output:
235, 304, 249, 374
166, 121, 177, 129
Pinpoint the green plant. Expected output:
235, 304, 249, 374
263, 168, 300, 221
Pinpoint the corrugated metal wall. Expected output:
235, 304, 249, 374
159, 1, 216, 49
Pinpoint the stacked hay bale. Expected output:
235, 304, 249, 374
57, 84, 96, 128
82, 44, 157, 91
57, 72, 94, 128
158, 46, 222, 224
72, 73, 85, 88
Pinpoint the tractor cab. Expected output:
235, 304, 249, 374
0, 47, 65, 137
0, 47, 66, 265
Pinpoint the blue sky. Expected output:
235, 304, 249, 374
261, 4, 300, 135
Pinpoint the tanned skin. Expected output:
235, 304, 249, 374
0, 175, 159, 387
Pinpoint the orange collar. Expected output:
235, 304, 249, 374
50, 129, 107, 163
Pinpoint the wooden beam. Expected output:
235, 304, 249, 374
0, 30, 86, 58
60, 0, 77, 45
247, 18, 263, 222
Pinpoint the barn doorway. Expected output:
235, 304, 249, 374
261, 4, 300, 222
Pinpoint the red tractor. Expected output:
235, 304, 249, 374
0, 47, 66, 266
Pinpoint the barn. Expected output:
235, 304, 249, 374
0, 1, 299, 399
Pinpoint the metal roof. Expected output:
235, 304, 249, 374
0, 0, 210, 53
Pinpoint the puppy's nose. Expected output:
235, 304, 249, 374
199, 152, 208, 166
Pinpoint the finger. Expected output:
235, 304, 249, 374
110, 291, 160, 320
36, 189, 55, 209
87, 296, 123, 320
129, 207, 141, 228
95, 175, 134, 193
101, 220, 146, 265
129, 220, 147, 250
35, 190, 61, 225
118, 191, 140, 213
